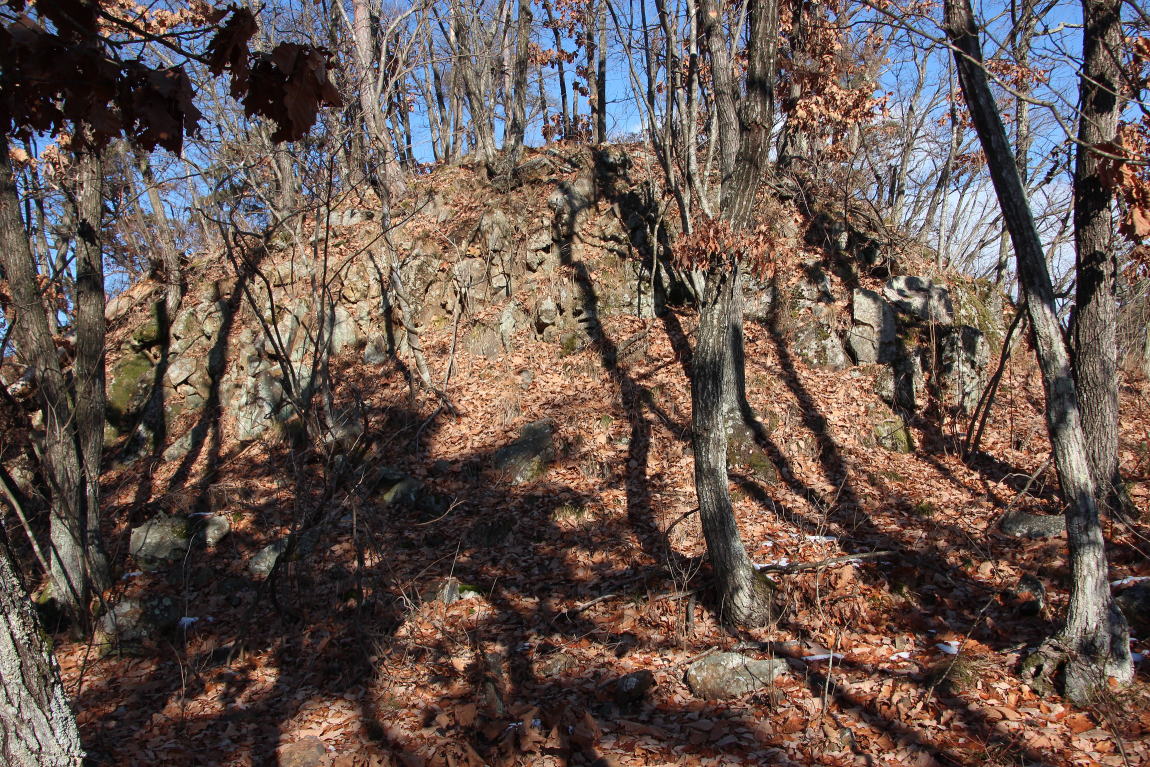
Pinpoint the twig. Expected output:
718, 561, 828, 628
756, 550, 895, 574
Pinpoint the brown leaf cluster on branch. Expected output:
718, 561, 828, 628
0, 0, 339, 153
671, 217, 778, 279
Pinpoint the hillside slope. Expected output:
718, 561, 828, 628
16, 147, 1150, 765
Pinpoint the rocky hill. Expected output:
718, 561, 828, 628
10, 145, 1150, 766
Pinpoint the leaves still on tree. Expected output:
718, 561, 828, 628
0, 0, 341, 153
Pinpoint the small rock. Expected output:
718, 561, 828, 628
129, 516, 191, 570
873, 416, 913, 453
199, 515, 231, 547
97, 596, 181, 644
363, 336, 390, 366
537, 652, 578, 678
685, 652, 788, 699
279, 736, 330, 767
999, 509, 1064, 539
613, 669, 656, 705
248, 529, 320, 578
493, 419, 556, 484
419, 576, 479, 605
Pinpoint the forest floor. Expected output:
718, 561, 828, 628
57, 307, 1150, 767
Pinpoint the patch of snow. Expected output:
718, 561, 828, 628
754, 558, 789, 570
803, 653, 845, 662
177, 617, 199, 630
805, 535, 837, 543
935, 641, 960, 655
890, 651, 913, 661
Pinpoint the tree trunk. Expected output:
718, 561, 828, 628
0, 539, 85, 767
943, 0, 1131, 703
0, 135, 94, 620
1072, 0, 1127, 517
68, 149, 110, 603
693, 266, 774, 624
690, 0, 779, 628
505, 0, 533, 157
134, 149, 182, 314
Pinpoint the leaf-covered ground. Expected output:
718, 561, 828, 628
60, 293, 1150, 767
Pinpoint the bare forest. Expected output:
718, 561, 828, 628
2, 1, 1150, 765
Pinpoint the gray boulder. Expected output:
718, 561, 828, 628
873, 415, 913, 453
884, 276, 954, 324
792, 323, 849, 369
1114, 581, 1150, 638
129, 516, 191, 570
493, 420, 556, 484
97, 596, 181, 644
999, 509, 1064, 539
248, 528, 321, 578
846, 289, 897, 365
685, 652, 788, 699
937, 326, 989, 414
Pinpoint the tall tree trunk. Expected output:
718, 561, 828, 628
1072, 0, 1128, 517
505, 0, 533, 157
693, 265, 774, 624
0, 135, 95, 621
0, 538, 85, 767
691, 0, 779, 627
69, 149, 110, 603
943, 0, 1132, 703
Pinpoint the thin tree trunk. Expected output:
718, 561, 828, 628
0, 538, 85, 767
1072, 0, 1127, 517
69, 149, 110, 603
0, 135, 92, 620
693, 265, 773, 624
505, 0, 533, 157
690, 0, 779, 627
134, 149, 182, 313
943, 0, 1131, 703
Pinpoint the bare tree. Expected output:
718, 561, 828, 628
1071, 0, 1130, 517
943, 0, 1132, 703
692, 0, 779, 626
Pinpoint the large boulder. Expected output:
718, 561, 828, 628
685, 652, 788, 699
106, 352, 156, 432
883, 276, 954, 324
1114, 581, 1150, 638
792, 323, 849, 369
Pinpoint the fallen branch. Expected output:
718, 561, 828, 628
755, 550, 895, 574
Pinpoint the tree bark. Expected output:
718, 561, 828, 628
943, 0, 1131, 703
692, 265, 774, 624
0, 135, 96, 620
68, 148, 111, 604
505, 0, 533, 157
1072, 0, 1127, 517
0, 539, 85, 767
690, 0, 779, 627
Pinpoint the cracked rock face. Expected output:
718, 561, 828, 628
883, 276, 954, 324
